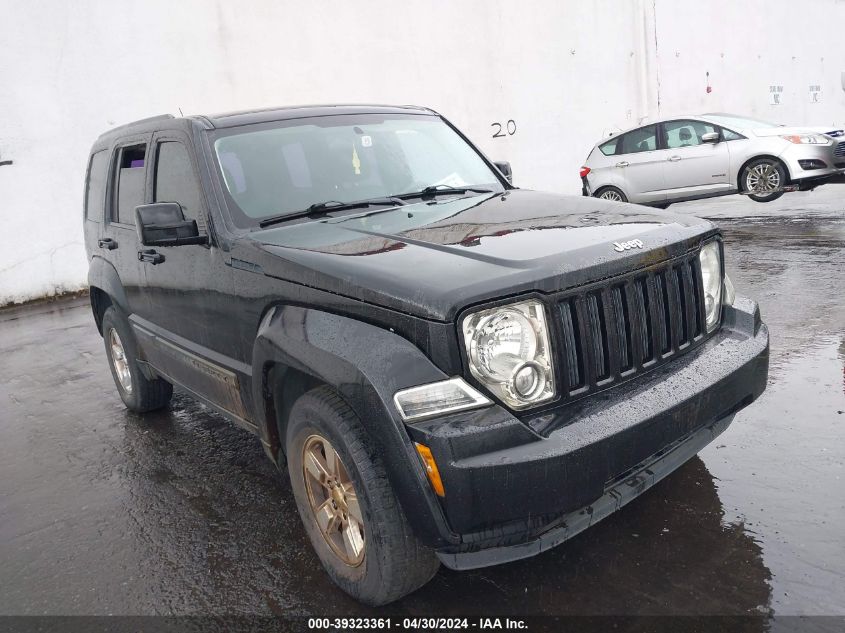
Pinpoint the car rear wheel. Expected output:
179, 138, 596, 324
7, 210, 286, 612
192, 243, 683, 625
286, 386, 439, 605
742, 158, 786, 203
595, 186, 628, 202
101, 306, 173, 413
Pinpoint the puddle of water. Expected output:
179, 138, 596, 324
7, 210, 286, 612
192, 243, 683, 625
700, 338, 845, 615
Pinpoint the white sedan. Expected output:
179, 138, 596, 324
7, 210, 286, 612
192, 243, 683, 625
580, 113, 845, 206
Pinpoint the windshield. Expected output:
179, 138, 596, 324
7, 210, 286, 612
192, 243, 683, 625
211, 113, 503, 226
702, 113, 779, 130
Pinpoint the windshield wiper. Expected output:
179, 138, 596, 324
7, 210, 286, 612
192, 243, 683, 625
258, 197, 406, 228
257, 187, 491, 228
394, 185, 494, 200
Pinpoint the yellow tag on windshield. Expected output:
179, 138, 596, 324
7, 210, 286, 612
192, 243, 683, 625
352, 146, 361, 175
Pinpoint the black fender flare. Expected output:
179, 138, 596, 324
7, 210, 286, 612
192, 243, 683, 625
88, 255, 130, 314
251, 304, 459, 547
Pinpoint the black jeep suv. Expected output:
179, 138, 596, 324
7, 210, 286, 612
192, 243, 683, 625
83, 105, 769, 605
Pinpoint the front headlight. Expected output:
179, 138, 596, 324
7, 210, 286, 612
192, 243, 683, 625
461, 300, 555, 409
781, 134, 831, 145
699, 241, 723, 331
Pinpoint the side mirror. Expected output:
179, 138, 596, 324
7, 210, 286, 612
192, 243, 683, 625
701, 132, 720, 144
135, 202, 207, 246
493, 161, 513, 184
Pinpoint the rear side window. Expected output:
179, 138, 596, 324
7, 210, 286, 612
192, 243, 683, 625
620, 125, 658, 154
599, 137, 619, 156
114, 144, 147, 225
154, 142, 202, 221
85, 151, 109, 221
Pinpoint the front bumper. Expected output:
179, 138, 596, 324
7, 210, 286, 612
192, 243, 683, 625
780, 140, 845, 180
438, 411, 735, 570
404, 297, 768, 568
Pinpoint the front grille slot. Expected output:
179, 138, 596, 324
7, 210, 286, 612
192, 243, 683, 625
610, 286, 632, 373
673, 268, 689, 345
653, 272, 671, 354
835, 141, 845, 157
560, 301, 583, 390
557, 251, 710, 400
632, 277, 653, 363
585, 292, 609, 381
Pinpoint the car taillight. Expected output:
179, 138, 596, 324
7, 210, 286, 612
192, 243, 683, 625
580, 166, 591, 178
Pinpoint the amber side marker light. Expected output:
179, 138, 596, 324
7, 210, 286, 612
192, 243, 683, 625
414, 443, 445, 497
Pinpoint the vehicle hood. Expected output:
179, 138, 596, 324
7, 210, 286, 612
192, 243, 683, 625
806, 126, 844, 137
748, 125, 829, 138
241, 190, 717, 321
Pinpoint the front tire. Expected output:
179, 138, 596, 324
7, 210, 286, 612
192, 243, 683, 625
594, 186, 628, 202
101, 306, 173, 413
742, 158, 786, 202
286, 386, 439, 605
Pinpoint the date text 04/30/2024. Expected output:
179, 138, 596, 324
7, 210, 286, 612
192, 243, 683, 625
307, 617, 528, 630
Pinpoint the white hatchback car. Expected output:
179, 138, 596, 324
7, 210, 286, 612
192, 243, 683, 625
581, 113, 844, 206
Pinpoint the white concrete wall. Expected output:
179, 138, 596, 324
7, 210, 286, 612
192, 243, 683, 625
653, 0, 845, 126
0, 0, 843, 305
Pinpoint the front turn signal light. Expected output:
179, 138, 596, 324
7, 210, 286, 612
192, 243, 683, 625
415, 443, 445, 497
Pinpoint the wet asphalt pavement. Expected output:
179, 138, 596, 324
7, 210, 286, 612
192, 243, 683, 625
1, 188, 844, 622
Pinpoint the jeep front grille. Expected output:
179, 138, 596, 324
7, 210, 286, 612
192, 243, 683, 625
557, 252, 709, 400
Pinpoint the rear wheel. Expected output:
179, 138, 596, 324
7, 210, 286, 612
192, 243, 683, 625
286, 386, 439, 605
101, 306, 173, 413
595, 186, 628, 202
742, 158, 786, 202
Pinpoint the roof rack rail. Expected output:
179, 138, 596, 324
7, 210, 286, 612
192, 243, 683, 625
98, 114, 175, 137
189, 114, 215, 130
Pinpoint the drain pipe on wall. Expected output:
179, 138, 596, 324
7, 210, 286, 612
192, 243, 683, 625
633, 0, 661, 124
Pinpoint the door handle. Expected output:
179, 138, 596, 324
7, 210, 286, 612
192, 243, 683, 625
615, 161, 629, 168
668, 155, 682, 162
138, 249, 165, 265
97, 238, 117, 250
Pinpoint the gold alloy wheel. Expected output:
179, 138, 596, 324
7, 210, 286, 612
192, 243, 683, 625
109, 328, 133, 394
302, 434, 366, 566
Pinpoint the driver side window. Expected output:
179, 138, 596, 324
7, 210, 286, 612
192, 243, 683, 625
154, 141, 202, 222
664, 120, 718, 149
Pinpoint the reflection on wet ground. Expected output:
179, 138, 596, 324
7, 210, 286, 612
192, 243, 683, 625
719, 214, 845, 364
702, 338, 844, 616
0, 207, 843, 620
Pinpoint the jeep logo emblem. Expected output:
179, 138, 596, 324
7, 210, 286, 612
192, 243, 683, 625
613, 239, 644, 252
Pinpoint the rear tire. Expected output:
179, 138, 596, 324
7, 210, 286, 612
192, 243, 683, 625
741, 158, 786, 203
286, 386, 439, 605
101, 306, 173, 413
594, 186, 628, 203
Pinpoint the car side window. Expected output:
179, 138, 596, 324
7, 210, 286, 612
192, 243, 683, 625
113, 144, 147, 225
154, 141, 202, 221
85, 150, 109, 222
620, 125, 658, 154
598, 137, 620, 156
664, 120, 718, 149
721, 127, 743, 141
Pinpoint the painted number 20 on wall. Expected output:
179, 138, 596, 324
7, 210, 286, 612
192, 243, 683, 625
491, 119, 516, 138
